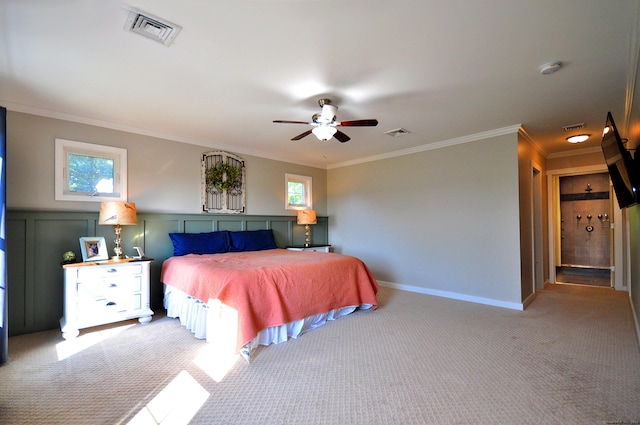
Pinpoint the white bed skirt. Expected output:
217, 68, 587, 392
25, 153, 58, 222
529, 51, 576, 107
164, 285, 373, 360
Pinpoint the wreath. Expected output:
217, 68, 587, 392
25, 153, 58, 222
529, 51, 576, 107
206, 163, 242, 191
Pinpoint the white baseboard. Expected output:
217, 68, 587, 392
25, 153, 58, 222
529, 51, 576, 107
522, 291, 537, 308
377, 281, 525, 311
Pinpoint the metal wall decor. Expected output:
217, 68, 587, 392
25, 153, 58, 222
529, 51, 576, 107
201, 151, 246, 214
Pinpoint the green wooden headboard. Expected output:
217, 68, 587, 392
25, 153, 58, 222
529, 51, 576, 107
7, 210, 328, 337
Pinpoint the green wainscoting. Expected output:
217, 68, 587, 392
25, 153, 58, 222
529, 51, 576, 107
6, 210, 328, 337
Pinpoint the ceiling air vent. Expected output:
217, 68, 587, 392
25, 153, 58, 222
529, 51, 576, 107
562, 123, 585, 132
384, 128, 411, 138
124, 8, 182, 46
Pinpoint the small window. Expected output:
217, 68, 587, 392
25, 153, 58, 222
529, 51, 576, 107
55, 139, 127, 202
285, 173, 312, 210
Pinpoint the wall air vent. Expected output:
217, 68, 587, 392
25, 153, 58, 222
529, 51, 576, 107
124, 8, 182, 46
384, 128, 411, 138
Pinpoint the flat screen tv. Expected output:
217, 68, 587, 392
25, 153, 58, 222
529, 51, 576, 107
601, 111, 640, 209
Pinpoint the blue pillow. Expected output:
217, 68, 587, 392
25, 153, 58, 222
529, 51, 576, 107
168, 231, 230, 256
229, 229, 277, 252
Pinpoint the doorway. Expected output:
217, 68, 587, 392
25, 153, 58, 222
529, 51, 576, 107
556, 173, 612, 287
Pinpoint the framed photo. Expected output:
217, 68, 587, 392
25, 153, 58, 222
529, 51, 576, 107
79, 237, 108, 262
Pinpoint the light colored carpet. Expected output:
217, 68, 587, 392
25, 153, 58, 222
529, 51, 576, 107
1, 284, 639, 424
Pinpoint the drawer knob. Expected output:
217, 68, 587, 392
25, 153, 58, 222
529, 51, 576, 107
106, 301, 117, 306
107, 268, 118, 273
109, 283, 117, 288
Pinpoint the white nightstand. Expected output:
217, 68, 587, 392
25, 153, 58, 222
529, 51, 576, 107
286, 245, 331, 253
60, 259, 154, 339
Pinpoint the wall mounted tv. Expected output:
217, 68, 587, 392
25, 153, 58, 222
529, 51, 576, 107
601, 111, 640, 209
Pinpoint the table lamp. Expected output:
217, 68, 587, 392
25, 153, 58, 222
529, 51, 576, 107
98, 202, 137, 260
297, 209, 317, 247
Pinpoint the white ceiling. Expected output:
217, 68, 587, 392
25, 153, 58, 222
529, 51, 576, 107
2, 0, 639, 168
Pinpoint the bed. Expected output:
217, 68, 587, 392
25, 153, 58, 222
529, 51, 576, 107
161, 229, 378, 361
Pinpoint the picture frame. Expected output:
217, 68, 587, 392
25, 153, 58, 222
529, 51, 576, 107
79, 237, 108, 262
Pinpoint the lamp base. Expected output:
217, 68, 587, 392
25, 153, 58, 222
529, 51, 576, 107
304, 224, 311, 247
112, 224, 124, 260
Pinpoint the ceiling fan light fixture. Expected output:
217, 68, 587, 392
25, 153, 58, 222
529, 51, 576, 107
274, 98, 377, 142
312, 126, 337, 141
567, 134, 590, 144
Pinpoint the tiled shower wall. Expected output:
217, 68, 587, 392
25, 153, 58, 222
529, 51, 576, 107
560, 173, 611, 268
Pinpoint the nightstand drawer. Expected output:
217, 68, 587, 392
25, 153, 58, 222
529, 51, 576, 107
77, 263, 143, 280
77, 276, 142, 299
77, 296, 137, 317
77, 276, 141, 316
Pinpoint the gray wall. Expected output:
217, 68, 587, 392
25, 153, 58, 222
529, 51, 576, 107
7, 111, 327, 215
327, 133, 524, 306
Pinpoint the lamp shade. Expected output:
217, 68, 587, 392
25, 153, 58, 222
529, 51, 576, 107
98, 202, 137, 225
312, 126, 337, 141
297, 209, 317, 225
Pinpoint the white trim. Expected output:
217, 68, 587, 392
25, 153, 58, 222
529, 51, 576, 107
377, 280, 524, 311
531, 161, 544, 294
285, 173, 312, 210
518, 127, 547, 157
5, 101, 324, 170
546, 147, 602, 159
522, 292, 537, 309
328, 124, 522, 169
54, 138, 127, 202
546, 164, 606, 176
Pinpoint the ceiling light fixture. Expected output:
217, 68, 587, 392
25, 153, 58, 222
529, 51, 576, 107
312, 125, 337, 141
540, 61, 562, 75
567, 134, 590, 144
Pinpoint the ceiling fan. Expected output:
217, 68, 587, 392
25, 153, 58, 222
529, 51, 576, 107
273, 98, 378, 142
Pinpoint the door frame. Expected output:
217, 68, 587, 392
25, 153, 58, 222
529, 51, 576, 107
547, 165, 626, 291
531, 162, 544, 293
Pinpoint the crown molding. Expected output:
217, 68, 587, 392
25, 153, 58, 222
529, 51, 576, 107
3, 101, 326, 169
327, 124, 522, 169
546, 146, 602, 159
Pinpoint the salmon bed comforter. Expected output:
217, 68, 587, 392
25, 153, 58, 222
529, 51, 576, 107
161, 248, 379, 351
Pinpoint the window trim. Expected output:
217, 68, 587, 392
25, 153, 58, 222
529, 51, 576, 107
285, 173, 312, 210
55, 139, 128, 202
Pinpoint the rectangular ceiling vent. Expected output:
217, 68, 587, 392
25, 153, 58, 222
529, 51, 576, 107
562, 123, 585, 132
124, 8, 182, 46
384, 128, 411, 138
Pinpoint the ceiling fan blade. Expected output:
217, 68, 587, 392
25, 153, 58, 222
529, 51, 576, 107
334, 130, 351, 143
291, 129, 313, 140
273, 120, 311, 125
338, 119, 378, 127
